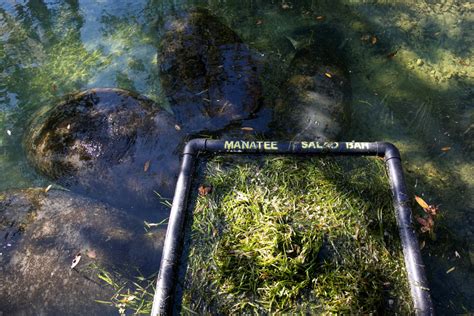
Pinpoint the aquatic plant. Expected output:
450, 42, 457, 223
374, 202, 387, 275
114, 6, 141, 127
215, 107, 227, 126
182, 156, 412, 314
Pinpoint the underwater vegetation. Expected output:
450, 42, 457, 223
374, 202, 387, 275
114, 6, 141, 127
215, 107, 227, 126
181, 156, 412, 314
0, 0, 472, 314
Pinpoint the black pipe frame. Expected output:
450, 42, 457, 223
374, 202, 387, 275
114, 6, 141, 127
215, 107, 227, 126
151, 139, 434, 315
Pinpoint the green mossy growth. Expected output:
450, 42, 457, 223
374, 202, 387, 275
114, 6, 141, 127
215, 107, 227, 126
182, 156, 412, 314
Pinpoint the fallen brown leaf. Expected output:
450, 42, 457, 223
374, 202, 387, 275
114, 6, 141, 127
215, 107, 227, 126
386, 51, 398, 59
87, 250, 97, 259
198, 185, 212, 196
416, 215, 434, 233
144, 160, 150, 172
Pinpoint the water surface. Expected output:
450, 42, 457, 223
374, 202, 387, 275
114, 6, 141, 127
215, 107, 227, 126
0, 0, 472, 313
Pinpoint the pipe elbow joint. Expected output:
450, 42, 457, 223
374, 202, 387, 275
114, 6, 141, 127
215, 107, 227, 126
380, 142, 401, 161
183, 138, 207, 155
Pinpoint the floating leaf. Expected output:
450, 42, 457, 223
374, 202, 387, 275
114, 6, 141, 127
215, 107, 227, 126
144, 160, 150, 172
119, 295, 136, 303
174, 124, 181, 131
386, 51, 398, 59
371, 36, 377, 45
256, 19, 263, 25
324, 72, 332, 78
446, 267, 455, 274
315, 15, 325, 21
441, 147, 451, 152
198, 185, 212, 196
71, 253, 81, 269
416, 215, 434, 233
241, 127, 254, 131
44, 184, 53, 193
87, 249, 97, 259
415, 195, 429, 210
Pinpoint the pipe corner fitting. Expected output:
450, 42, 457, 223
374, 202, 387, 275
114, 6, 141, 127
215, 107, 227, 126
183, 138, 207, 155
380, 142, 401, 161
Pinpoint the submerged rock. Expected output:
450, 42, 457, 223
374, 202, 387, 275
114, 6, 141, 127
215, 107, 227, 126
0, 188, 164, 315
272, 25, 351, 141
24, 88, 183, 217
158, 9, 262, 133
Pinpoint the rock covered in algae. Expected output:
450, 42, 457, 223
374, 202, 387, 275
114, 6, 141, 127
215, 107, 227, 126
158, 9, 262, 133
0, 188, 164, 315
272, 25, 351, 141
24, 88, 183, 216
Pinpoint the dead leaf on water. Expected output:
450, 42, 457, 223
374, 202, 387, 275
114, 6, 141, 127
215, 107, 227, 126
174, 124, 181, 131
87, 250, 97, 259
325, 72, 332, 78
415, 195, 429, 209
120, 295, 136, 303
241, 127, 254, 131
416, 215, 434, 233
371, 36, 377, 45
44, 184, 53, 193
144, 160, 150, 172
198, 185, 212, 196
71, 253, 81, 269
386, 51, 398, 59
441, 147, 451, 152
315, 15, 325, 21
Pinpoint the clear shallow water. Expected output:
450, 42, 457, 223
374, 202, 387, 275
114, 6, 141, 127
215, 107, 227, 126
0, 0, 472, 314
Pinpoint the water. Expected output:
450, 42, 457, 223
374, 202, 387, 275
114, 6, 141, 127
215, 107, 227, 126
0, 0, 472, 314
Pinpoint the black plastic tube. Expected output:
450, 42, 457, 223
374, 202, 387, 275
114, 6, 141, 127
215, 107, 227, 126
151, 139, 433, 315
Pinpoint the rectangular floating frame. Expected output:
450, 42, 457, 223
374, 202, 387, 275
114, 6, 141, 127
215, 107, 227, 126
151, 139, 434, 316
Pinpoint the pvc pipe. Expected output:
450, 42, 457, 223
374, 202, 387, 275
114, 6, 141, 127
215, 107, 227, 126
151, 139, 433, 315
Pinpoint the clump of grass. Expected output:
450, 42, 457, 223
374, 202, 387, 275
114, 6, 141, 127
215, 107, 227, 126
182, 156, 412, 314
94, 266, 156, 315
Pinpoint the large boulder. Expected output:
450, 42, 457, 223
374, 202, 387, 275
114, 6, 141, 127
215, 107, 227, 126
158, 9, 262, 133
0, 188, 164, 315
272, 25, 351, 141
23, 88, 183, 217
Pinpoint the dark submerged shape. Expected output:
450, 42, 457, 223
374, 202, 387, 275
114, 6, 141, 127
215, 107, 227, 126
158, 9, 262, 133
0, 188, 164, 315
272, 25, 351, 141
24, 88, 183, 217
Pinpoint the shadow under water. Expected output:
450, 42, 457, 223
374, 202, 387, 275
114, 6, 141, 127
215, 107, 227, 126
0, 0, 472, 314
